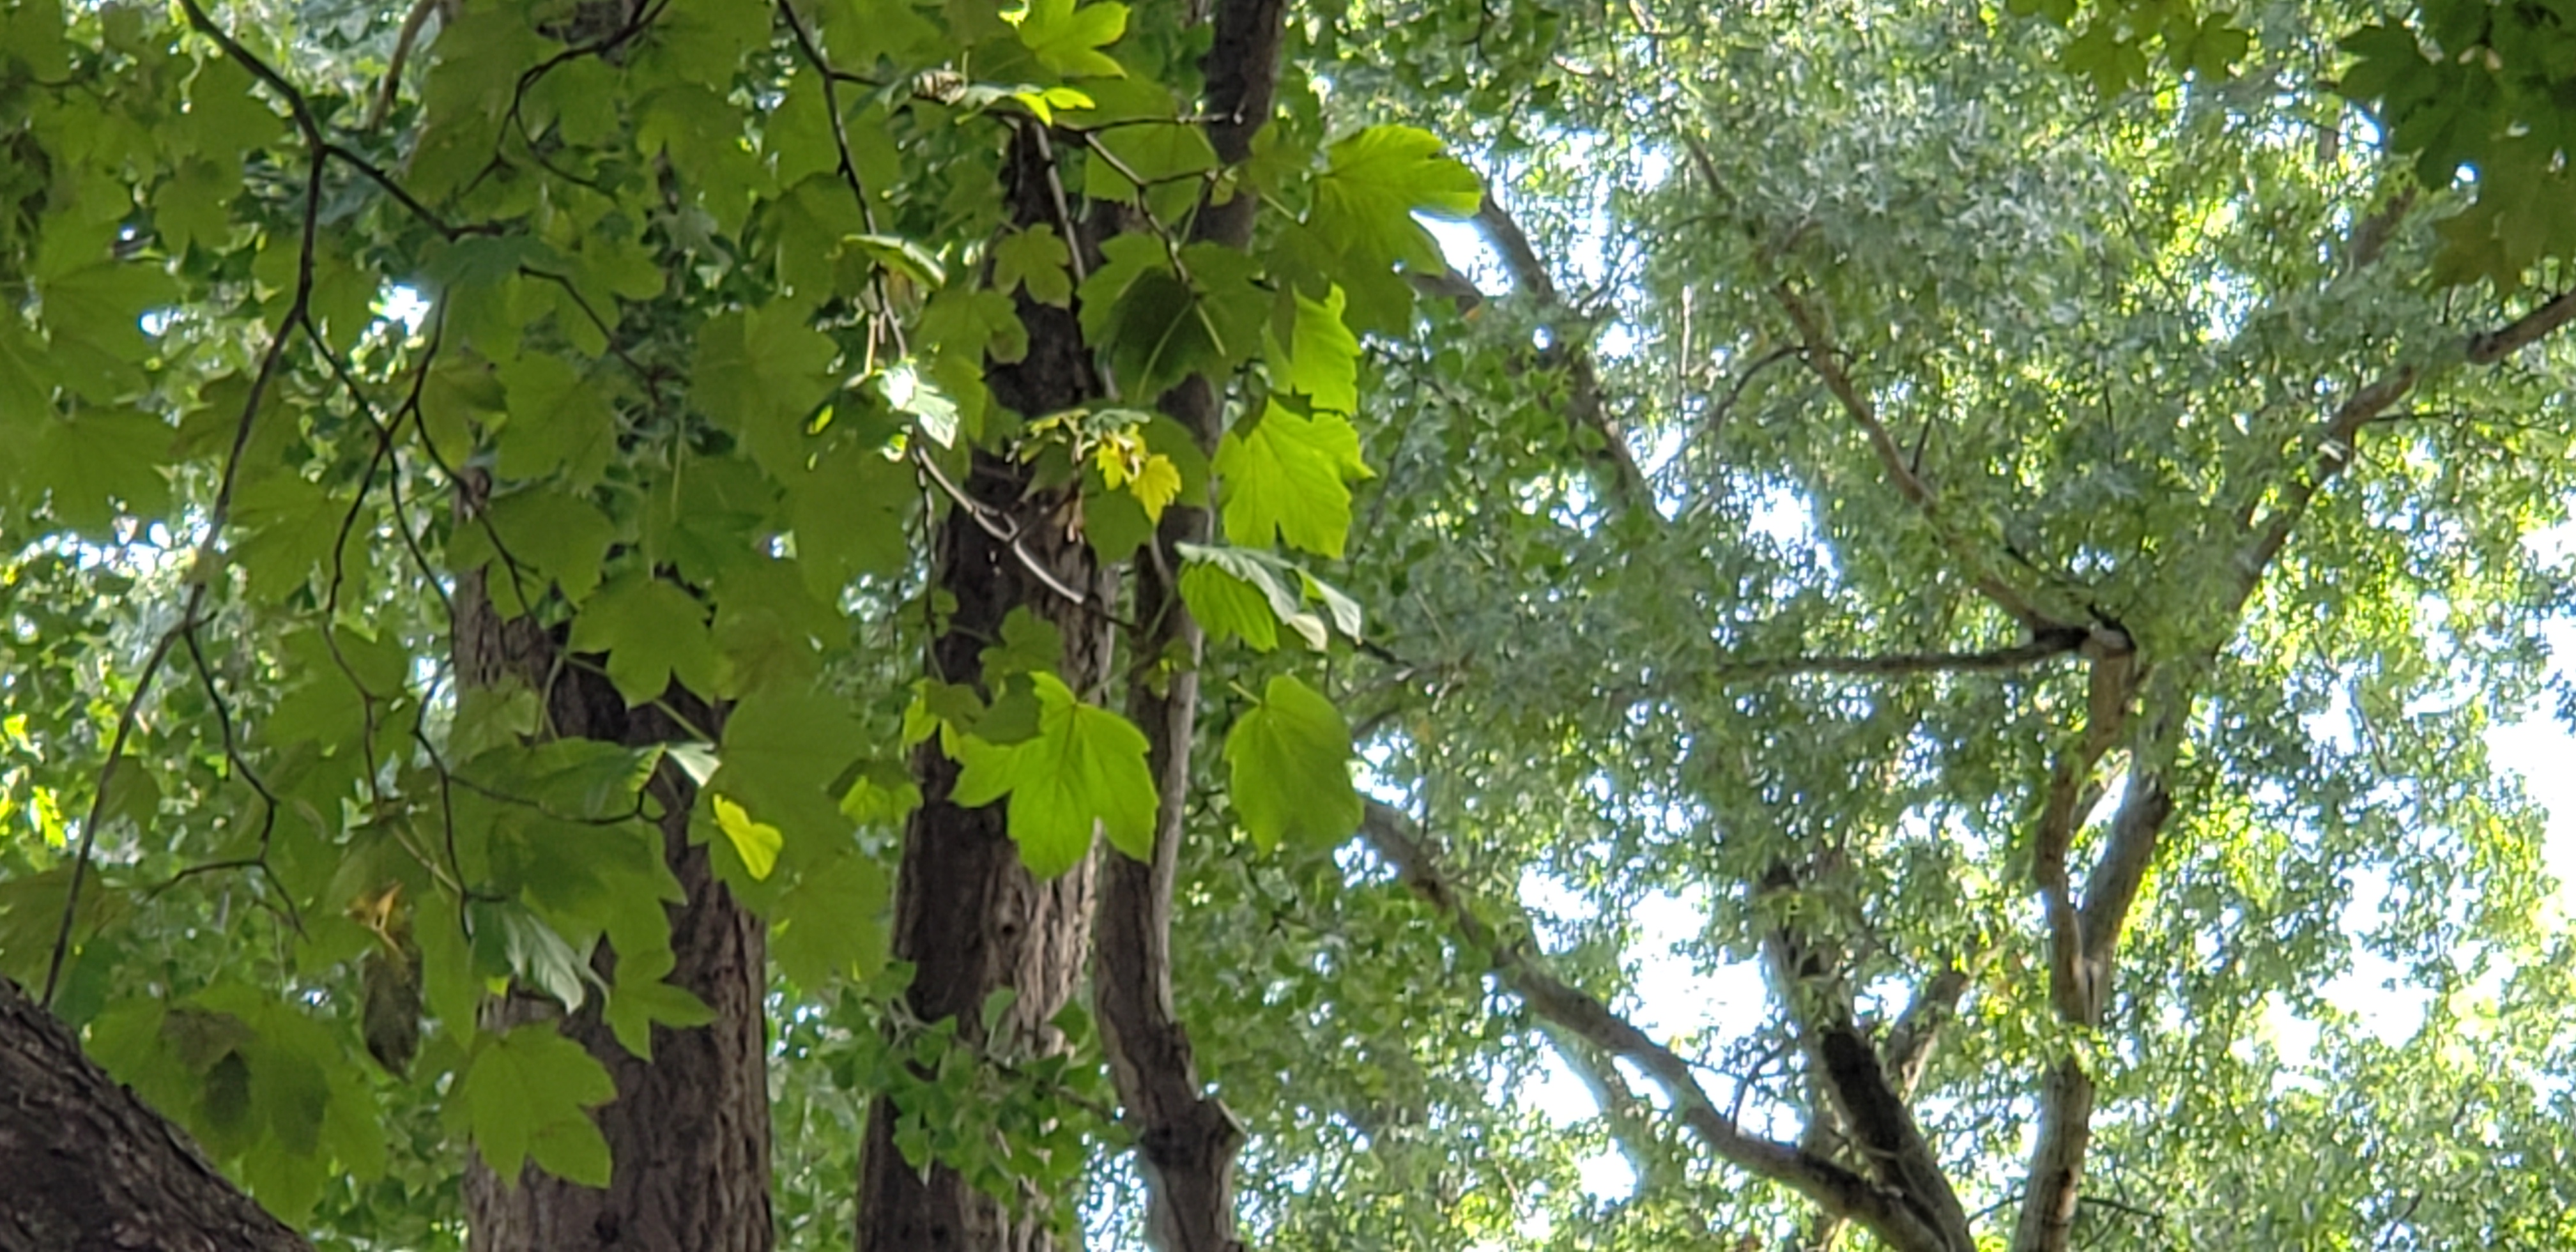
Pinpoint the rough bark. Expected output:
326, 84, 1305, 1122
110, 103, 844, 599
854, 123, 1117, 1252
1090, 1, 1284, 1249
0, 974, 313, 1252
452, 538, 773, 1252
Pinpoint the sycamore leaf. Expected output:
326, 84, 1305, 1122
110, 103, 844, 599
1178, 561, 1280, 651
568, 573, 721, 705
468, 900, 598, 1012
26, 408, 172, 537
1214, 402, 1371, 557
993, 225, 1076, 307
690, 303, 838, 445
1176, 543, 1360, 649
843, 233, 947, 287
494, 353, 617, 487
770, 851, 889, 990
602, 948, 717, 1060
1312, 125, 1483, 270
950, 671, 1155, 874
1281, 286, 1361, 415
785, 441, 912, 600
713, 689, 866, 848
1011, 0, 1128, 79
447, 488, 618, 615
1082, 243, 1268, 397
710, 795, 784, 881
457, 1025, 617, 1187
1225, 675, 1361, 850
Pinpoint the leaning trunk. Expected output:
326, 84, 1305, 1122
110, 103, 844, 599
0, 973, 312, 1252
453, 545, 773, 1252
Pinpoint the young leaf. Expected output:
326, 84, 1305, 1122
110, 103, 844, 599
992, 225, 1076, 307
711, 795, 785, 882
603, 947, 719, 1060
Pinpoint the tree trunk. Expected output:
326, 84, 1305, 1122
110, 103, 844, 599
453, 551, 774, 1252
1090, 3, 1285, 1249
854, 125, 1117, 1252
0, 973, 312, 1252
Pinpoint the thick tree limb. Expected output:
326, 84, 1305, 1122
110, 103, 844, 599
1359, 801, 1960, 1252
2466, 287, 2576, 365
1758, 866, 1974, 1252
1473, 192, 1653, 509
0, 975, 312, 1252
1880, 965, 1974, 1097
1542, 1028, 1708, 1219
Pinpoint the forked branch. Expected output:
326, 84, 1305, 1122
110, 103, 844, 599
1360, 801, 1963, 1252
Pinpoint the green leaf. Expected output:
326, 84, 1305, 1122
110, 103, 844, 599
916, 286, 1029, 365
770, 850, 889, 990
711, 794, 785, 881
1312, 125, 1483, 271
25, 408, 172, 536
1178, 561, 1280, 651
568, 573, 721, 705
1280, 286, 1361, 415
1214, 402, 1372, 557
602, 947, 718, 1060
468, 900, 597, 1012
691, 303, 839, 450
1176, 543, 1352, 648
992, 225, 1075, 307
494, 353, 618, 487
1079, 242, 1268, 397
1012, 0, 1128, 79
949, 671, 1156, 874
457, 1024, 618, 1187
785, 441, 914, 599
448, 487, 620, 616
1224, 675, 1360, 850
713, 689, 866, 848
229, 473, 359, 600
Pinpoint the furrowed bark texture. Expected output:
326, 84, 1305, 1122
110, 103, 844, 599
0, 973, 312, 1252
1092, 2, 1284, 1249
453, 553, 773, 1252
855, 123, 1116, 1252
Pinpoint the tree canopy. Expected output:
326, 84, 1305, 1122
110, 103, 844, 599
4, 0, 2576, 1248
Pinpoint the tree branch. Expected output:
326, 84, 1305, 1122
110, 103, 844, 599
1769, 283, 2073, 635
1473, 192, 1653, 510
1880, 963, 1974, 1097
1705, 633, 2089, 684
1758, 864, 1974, 1252
1360, 801, 1960, 1252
